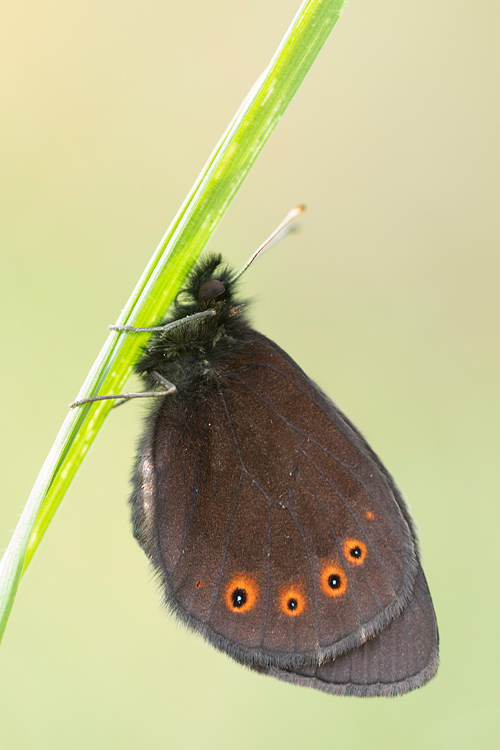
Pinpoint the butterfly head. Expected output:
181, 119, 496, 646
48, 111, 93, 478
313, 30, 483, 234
137, 255, 250, 386
172, 253, 247, 328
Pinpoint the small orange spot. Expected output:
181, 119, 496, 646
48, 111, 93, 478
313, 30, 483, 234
279, 585, 306, 617
365, 511, 374, 521
224, 574, 258, 614
320, 562, 347, 598
195, 580, 204, 589
343, 539, 367, 565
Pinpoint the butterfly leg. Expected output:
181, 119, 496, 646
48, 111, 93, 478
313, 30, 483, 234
69, 371, 176, 408
70, 311, 215, 408
109, 309, 216, 335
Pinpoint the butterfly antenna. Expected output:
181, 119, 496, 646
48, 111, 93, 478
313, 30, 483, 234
228, 205, 306, 284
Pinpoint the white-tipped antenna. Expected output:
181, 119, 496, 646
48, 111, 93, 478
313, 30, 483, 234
228, 205, 306, 284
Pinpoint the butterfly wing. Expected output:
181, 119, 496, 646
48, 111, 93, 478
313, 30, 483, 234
258, 563, 438, 695
131, 329, 423, 669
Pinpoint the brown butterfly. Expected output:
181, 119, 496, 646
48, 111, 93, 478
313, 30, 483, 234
72, 210, 438, 696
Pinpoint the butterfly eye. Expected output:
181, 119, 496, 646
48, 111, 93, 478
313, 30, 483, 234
320, 563, 347, 598
343, 539, 368, 565
224, 575, 258, 614
279, 586, 306, 617
198, 279, 225, 303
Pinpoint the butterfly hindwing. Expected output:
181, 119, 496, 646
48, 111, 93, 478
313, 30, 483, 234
260, 563, 439, 696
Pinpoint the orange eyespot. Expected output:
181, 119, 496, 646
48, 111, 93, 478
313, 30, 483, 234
279, 585, 306, 617
365, 511, 375, 521
224, 574, 258, 614
320, 562, 347, 598
343, 539, 367, 565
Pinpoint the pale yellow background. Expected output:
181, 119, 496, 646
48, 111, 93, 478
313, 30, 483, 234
1, 1, 499, 748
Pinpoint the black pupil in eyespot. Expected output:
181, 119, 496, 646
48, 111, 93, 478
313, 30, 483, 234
350, 546, 362, 558
328, 574, 341, 589
232, 588, 247, 609
287, 598, 298, 611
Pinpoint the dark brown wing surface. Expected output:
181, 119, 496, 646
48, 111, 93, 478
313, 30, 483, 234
260, 563, 438, 695
131, 330, 419, 669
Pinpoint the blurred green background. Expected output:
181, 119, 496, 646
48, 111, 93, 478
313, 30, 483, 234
1, 1, 499, 748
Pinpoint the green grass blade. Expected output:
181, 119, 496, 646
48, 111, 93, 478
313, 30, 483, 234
0, 0, 349, 644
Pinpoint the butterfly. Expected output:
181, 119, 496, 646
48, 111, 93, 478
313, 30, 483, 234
72, 210, 438, 696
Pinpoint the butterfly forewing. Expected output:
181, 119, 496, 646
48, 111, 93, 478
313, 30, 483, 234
133, 329, 418, 668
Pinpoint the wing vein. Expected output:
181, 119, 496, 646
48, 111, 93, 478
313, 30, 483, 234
217, 386, 272, 648
295, 467, 365, 621
283, 502, 322, 647
231, 374, 402, 583
231, 369, 405, 540
208, 469, 245, 620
